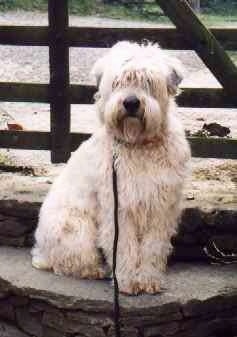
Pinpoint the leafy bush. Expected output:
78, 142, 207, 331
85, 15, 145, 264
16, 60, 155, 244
0, 0, 236, 24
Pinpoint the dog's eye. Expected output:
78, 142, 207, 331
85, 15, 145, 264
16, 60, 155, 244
122, 57, 133, 66
112, 78, 119, 90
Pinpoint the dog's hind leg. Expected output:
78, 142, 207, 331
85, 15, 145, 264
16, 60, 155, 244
31, 132, 108, 279
32, 206, 106, 279
32, 247, 50, 270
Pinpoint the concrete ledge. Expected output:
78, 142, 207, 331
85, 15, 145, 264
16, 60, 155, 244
0, 247, 236, 337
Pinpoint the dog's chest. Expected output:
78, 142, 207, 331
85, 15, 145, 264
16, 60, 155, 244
113, 150, 167, 235
112, 147, 165, 209
98, 144, 180, 237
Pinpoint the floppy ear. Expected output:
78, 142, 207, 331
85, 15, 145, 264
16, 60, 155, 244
167, 58, 185, 96
91, 41, 137, 87
91, 56, 107, 88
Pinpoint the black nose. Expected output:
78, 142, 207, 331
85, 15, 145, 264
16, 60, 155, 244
123, 96, 140, 116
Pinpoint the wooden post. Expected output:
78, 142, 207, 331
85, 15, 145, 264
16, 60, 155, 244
187, 0, 200, 12
48, 0, 70, 163
157, 0, 237, 96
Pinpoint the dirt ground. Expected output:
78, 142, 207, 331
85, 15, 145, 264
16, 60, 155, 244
0, 11, 236, 202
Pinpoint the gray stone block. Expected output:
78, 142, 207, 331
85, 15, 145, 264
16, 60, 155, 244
108, 326, 139, 337
144, 321, 180, 336
16, 307, 43, 337
42, 326, 67, 337
0, 298, 15, 322
0, 321, 29, 337
0, 218, 29, 237
43, 310, 106, 335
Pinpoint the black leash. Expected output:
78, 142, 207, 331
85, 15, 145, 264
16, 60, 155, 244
112, 153, 121, 337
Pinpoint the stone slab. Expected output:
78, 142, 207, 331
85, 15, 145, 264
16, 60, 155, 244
0, 247, 236, 313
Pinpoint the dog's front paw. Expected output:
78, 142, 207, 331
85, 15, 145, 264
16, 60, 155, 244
139, 279, 161, 294
117, 273, 162, 295
118, 280, 142, 295
117, 278, 161, 295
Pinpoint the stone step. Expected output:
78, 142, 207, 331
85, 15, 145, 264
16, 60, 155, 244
0, 246, 236, 337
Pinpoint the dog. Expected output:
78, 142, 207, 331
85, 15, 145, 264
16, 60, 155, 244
31, 41, 190, 295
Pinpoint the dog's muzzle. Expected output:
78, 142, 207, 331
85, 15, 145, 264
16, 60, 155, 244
123, 95, 141, 118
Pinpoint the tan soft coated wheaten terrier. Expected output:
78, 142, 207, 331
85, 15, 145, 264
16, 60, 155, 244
32, 41, 190, 295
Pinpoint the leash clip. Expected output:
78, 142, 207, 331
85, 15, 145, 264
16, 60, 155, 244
112, 142, 119, 163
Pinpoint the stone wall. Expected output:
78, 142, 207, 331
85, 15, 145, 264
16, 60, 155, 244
0, 292, 237, 337
0, 200, 39, 247
0, 199, 236, 261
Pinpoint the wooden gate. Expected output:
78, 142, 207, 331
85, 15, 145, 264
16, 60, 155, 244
0, 0, 236, 163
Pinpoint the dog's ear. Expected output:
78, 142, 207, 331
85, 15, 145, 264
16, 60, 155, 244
167, 58, 185, 96
91, 41, 137, 87
91, 56, 107, 88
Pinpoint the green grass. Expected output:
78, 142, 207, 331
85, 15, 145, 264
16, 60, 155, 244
0, 0, 236, 26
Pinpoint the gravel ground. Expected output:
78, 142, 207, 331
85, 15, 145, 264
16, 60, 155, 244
0, 11, 236, 170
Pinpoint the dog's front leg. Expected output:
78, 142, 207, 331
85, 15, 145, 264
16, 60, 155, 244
115, 228, 142, 295
99, 222, 141, 294
135, 228, 172, 294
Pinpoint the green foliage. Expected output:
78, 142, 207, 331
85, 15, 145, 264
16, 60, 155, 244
69, 0, 95, 15
69, 0, 168, 22
201, 0, 235, 6
200, 1, 237, 24
0, 0, 236, 25
0, 0, 47, 11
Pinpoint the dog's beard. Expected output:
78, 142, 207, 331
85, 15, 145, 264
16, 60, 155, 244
122, 117, 144, 144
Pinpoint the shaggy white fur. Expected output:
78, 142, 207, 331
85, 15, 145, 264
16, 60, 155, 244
32, 41, 191, 295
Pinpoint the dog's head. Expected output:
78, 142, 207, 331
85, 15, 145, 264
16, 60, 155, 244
92, 41, 184, 144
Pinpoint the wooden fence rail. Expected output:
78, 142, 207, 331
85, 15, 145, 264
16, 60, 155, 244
0, 130, 236, 159
1, 83, 237, 108
0, 0, 236, 162
0, 26, 237, 50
